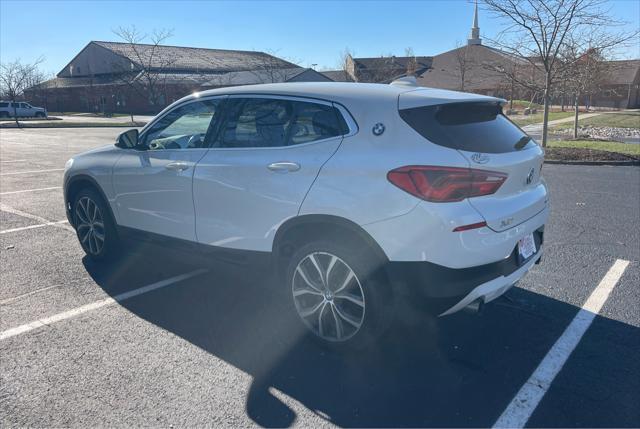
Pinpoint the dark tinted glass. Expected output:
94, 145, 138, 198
399, 102, 534, 153
0, 103, 8, 107
218, 98, 347, 148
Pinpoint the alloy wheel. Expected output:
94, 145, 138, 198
292, 252, 366, 342
75, 196, 105, 256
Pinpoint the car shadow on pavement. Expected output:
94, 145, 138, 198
83, 247, 640, 428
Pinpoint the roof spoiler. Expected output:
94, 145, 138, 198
385, 64, 430, 86
390, 76, 419, 87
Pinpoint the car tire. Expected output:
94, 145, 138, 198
35, 112, 45, 118
0, 112, 8, 118
73, 188, 119, 261
284, 239, 393, 350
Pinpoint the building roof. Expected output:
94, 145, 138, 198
602, 60, 640, 85
417, 44, 528, 91
352, 56, 432, 72
80, 41, 300, 74
320, 70, 354, 82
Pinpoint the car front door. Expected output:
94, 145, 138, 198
193, 96, 351, 251
112, 97, 224, 241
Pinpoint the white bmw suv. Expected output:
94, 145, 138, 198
64, 81, 548, 347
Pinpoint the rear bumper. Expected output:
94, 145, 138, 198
439, 249, 542, 316
386, 227, 544, 314
363, 200, 549, 268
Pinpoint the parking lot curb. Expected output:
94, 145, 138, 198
544, 159, 640, 166
0, 123, 147, 129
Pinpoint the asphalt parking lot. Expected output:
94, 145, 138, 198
1, 127, 639, 427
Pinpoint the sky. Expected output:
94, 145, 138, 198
1, 0, 639, 76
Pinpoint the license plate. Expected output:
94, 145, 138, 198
518, 233, 536, 262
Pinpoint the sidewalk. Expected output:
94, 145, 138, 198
0, 114, 153, 128
522, 112, 604, 139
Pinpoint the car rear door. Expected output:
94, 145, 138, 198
112, 97, 224, 241
193, 96, 350, 251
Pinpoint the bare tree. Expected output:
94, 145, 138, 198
0, 57, 44, 126
559, 32, 627, 138
338, 47, 356, 82
404, 47, 418, 77
482, 0, 636, 147
24, 69, 54, 111
246, 50, 301, 84
112, 25, 175, 119
453, 42, 475, 91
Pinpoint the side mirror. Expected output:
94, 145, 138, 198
116, 129, 139, 149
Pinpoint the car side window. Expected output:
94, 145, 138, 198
216, 98, 345, 149
289, 101, 345, 145
143, 99, 220, 150
219, 98, 292, 148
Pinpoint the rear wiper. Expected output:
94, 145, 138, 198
514, 136, 532, 150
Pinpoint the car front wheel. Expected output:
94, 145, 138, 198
73, 188, 118, 261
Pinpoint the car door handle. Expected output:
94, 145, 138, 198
165, 162, 190, 172
267, 162, 300, 172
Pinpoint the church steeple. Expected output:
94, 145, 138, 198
468, 1, 482, 46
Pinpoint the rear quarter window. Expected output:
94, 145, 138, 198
399, 102, 534, 153
0, 103, 9, 108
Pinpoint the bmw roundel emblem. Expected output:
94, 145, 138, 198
372, 123, 385, 136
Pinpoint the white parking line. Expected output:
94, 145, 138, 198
0, 159, 28, 163
0, 220, 69, 234
0, 186, 61, 195
494, 259, 630, 428
0, 168, 64, 176
0, 284, 66, 305
0, 204, 74, 233
0, 269, 207, 341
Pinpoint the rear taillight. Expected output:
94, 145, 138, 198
387, 166, 507, 202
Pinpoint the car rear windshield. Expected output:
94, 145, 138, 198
0, 103, 8, 108
399, 102, 535, 153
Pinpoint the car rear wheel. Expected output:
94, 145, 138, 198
73, 188, 118, 261
285, 240, 392, 350
35, 112, 45, 118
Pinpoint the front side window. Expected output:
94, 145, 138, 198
217, 98, 347, 149
143, 99, 220, 150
